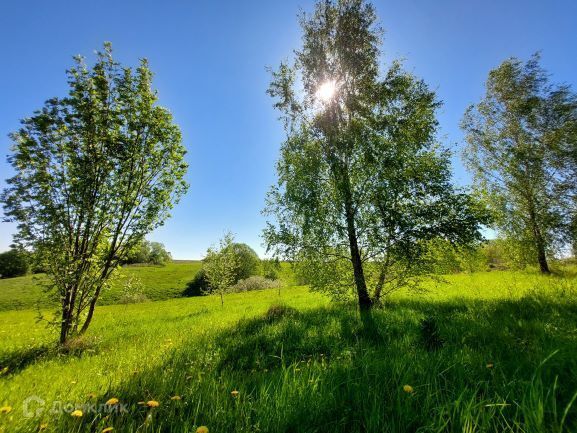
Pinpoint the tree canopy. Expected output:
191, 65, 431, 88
462, 54, 577, 273
264, 0, 489, 310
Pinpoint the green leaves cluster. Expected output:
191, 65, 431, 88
1, 43, 188, 342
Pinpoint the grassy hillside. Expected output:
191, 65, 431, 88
1, 270, 576, 432
0, 261, 203, 311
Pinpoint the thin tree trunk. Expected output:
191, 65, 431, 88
343, 187, 372, 311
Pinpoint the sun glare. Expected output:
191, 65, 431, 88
315, 80, 337, 102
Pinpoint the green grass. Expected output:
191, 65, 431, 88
1, 270, 577, 432
0, 261, 203, 311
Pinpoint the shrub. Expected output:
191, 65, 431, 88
184, 268, 211, 296
232, 276, 281, 292
227, 243, 260, 281
117, 275, 149, 304
0, 249, 29, 278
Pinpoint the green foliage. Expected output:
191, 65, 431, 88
0, 43, 188, 342
0, 249, 29, 279
124, 240, 172, 266
227, 243, 260, 281
262, 258, 282, 280
203, 233, 241, 305
1, 270, 576, 432
462, 54, 577, 273
183, 268, 210, 297
264, 0, 489, 309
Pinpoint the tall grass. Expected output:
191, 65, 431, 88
0, 271, 576, 432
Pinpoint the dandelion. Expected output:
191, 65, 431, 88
0, 406, 12, 414
146, 400, 160, 408
105, 398, 119, 406
102, 428, 114, 433
231, 390, 239, 398
196, 426, 209, 433
170, 395, 181, 401
403, 385, 414, 394
71, 409, 83, 417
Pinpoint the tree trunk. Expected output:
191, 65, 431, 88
536, 240, 550, 274
527, 201, 550, 274
343, 189, 372, 311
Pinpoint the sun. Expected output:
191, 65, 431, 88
315, 80, 337, 102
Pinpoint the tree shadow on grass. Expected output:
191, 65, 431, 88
50, 293, 577, 433
0, 337, 99, 376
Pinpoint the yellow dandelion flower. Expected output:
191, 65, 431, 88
231, 390, 239, 398
486, 363, 494, 369
0, 406, 12, 414
403, 385, 414, 394
71, 409, 83, 417
146, 400, 160, 408
196, 426, 209, 433
106, 398, 119, 406
170, 395, 181, 401
102, 427, 114, 433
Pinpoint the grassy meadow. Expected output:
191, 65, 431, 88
1, 268, 577, 432
0, 261, 203, 312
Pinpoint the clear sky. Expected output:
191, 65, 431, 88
0, 0, 575, 259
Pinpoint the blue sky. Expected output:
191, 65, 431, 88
0, 0, 576, 259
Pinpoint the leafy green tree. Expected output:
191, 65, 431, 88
203, 233, 240, 306
263, 0, 488, 311
1, 43, 188, 343
462, 54, 577, 273
148, 241, 172, 265
0, 249, 29, 278
227, 243, 260, 280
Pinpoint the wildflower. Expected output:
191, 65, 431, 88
486, 363, 494, 369
196, 427, 209, 433
231, 390, 239, 398
105, 398, 119, 406
71, 409, 83, 417
170, 395, 181, 401
146, 400, 160, 408
403, 385, 414, 394
70, 381, 77, 384
102, 428, 114, 433
0, 406, 12, 414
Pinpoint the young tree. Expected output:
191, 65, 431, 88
462, 54, 577, 273
1, 43, 188, 343
264, 0, 488, 311
203, 233, 240, 306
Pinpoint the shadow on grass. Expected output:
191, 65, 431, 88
43, 293, 577, 433
0, 337, 99, 376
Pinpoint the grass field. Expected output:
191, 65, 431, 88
1, 269, 577, 432
0, 261, 203, 311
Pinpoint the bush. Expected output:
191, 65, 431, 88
0, 249, 29, 278
231, 276, 281, 292
183, 268, 211, 296
117, 275, 149, 304
227, 243, 260, 281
